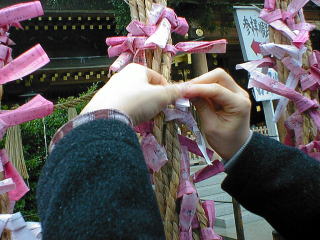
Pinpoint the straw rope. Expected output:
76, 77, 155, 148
54, 90, 97, 111
126, 0, 182, 239
273, 0, 317, 145
129, 0, 139, 21
5, 125, 29, 179
67, 108, 78, 121
0, 192, 10, 240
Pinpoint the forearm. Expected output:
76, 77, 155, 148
37, 119, 164, 240
222, 133, 320, 239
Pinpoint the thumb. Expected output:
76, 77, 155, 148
160, 84, 183, 107
183, 83, 240, 110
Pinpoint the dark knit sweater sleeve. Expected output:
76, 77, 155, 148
36, 119, 165, 240
222, 132, 320, 240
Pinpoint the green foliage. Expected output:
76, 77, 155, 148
109, 0, 131, 34
12, 84, 97, 221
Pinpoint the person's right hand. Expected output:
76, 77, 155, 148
183, 68, 251, 160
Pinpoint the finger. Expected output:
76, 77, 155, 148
183, 83, 242, 108
189, 68, 243, 93
121, 63, 167, 85
152, 84, 183, 109
146, 68, 167, 85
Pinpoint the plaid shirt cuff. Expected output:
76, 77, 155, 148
49, 109, 133, 153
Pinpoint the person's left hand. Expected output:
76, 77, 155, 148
81, 63, 183, 125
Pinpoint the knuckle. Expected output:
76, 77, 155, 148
241, 97, 252, 110
214, 68, 227, 76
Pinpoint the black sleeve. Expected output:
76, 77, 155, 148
222, 132, 320, 240
37, 119, 165, 240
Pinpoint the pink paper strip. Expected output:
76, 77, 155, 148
269, 20, 297, 41
108, 51, 133, 74
285, 112, 303, 146
179, 193, 198, 231
260, 43, 305, 61
286, 0, 309, 20
147, 4, 165, 25
178, 134, 214, 159
0, 95, 54, 139
300, 73, 319, 91
134, 121, 154, 135
126, 20, 156, 36
192, 160, 224, 183
0, 1, 44, 26
106, 36, 127, 46
0, 44, 11, 63
141, 134, 168, 172
0, 149, 9, 166
236, 57, 275, 72
273, 57, 306, 121
0, 32, 15, 45
191, 215, 200, 229
273, 72, 299, 122
0, 178, 15, 195
177, 146, 196, 198
164, 108, 212, 165
159, 8, 188, 35
0, 44, 49, 84
250, 71, 320, 131
145, 18, 171, 48
175, 40, 227, 54
4, 161, 29, 201
179, 228, 192, 240
201, 201, 222, 240
250, 71, 317, 113
259, 8, 282, 24
264, 0, 276, 10
299, 141, 320, 161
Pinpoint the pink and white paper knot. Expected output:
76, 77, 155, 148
200, 201, 222, 240
299, 141, 320, 161
249, 71, 320, 131
260, 0, 319, 47
0, 95, 54, 139
0, 150, 29, 201
106, 3, 227, 74
284, 112, 304, 146
0, 212, 41, 240
163, 108, 212, 165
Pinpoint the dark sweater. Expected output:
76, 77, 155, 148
37, 119, 320, 240
222, 132, 320, 240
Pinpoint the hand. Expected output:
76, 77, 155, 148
81, 63, 182, 125
183, 68, 251, 160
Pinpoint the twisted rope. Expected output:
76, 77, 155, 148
54, 90, 97, 110
273, 0, 317, 145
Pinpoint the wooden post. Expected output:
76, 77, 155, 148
232, 198, 246, 240
272, 231, 286, 240
192, 53, 208, 76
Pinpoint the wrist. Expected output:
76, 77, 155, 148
223, 130, 253, 173
50, 109, 133, 153
210, 127, 251, 160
